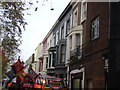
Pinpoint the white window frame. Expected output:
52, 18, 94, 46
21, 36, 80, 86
61, 25, 64, 39
66, 18, 70, 35
73, 8, 78, 27
46, 57, 49, 69
56, 30, 59, 45
69, 36, 72, 50
61, 45, 65, 63
76, 34, 80, 47
91, 17, 99, 40
81, 0, 87, 23
53, 35, 56, 46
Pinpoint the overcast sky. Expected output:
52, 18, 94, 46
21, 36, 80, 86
19, 0, 71, 61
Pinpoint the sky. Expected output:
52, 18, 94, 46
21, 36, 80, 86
19, 0, 71, 61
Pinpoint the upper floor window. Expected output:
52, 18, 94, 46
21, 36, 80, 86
52, 52, 56, 67
66, 19, 70, 35
44, 44, 47, 53
91, 17, 99, 40
53, 35, 56, 46
49, 52, 55, 68
56, 31, 59, 44
70, 36, 72, 50
60, 45, 65, 63
61, 25, 64, 39
81, 0, 87, 23
73, 10, 78, 26
76, 34, 80, 47
50, 39, 52, 47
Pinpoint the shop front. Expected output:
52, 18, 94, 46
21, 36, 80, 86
70, 68, 84, 90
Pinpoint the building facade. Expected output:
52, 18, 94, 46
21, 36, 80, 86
42, 29, 54, 75
66, 1, 85, 89
35, 43, 43, 73
81, 2, 109, 89
28, 1, 120, 89
54, 3, 72, 84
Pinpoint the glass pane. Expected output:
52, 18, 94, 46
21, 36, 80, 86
73, 79, 80, 88
61, 26, 64, 39
61, 54, 65, 62
76, 34, 80, 46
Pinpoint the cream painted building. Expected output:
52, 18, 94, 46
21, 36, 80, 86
42, 29, 53, 74
66, 1, 85, 89
35, 43, 43, 73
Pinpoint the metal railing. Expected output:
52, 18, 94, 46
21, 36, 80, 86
70, 45, 85, 61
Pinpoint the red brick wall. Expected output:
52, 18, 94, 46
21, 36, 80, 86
85, 2, 109, 54
82, 2, 109, 88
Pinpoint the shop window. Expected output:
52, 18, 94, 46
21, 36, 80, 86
73, 79, 80, 89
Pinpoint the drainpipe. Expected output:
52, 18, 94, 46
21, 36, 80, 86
108, 1, 120, 89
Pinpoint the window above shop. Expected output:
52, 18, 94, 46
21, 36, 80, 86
81, 0, 87, 23
66, 18, 70, 35
73, 8, 78, 27
91, 17, 99, 40
61, 25, 64, 39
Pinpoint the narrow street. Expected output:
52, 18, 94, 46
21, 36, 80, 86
1, 0, 120, 89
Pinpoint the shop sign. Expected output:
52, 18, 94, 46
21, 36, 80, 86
70, 68, 84, 74
104, 59, 108, 69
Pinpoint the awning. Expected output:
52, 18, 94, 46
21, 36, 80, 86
38, 73, 62, 81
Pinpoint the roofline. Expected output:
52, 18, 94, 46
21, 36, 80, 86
42, 1, 72, 43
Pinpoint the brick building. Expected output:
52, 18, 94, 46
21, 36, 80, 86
81, 2, 109, 89
81, 2, 120, 89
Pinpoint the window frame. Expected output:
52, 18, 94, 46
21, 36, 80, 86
76, 34, 81, 47
91, 17, 100, 40
66, 18, 70, 35
61, 25, 64, 39
81, 0, 87, 23
60, 44, 65, 63
69, 36, 72, 50
46, 57, 48, 69
73, 9, 78, 27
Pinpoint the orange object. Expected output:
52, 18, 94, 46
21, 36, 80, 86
34, 83, 42, 88
42, 87, 52, 90
8, 82, 12, 86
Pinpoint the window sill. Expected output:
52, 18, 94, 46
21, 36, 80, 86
81, 17, 86, 24
91, 37, 99, 41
